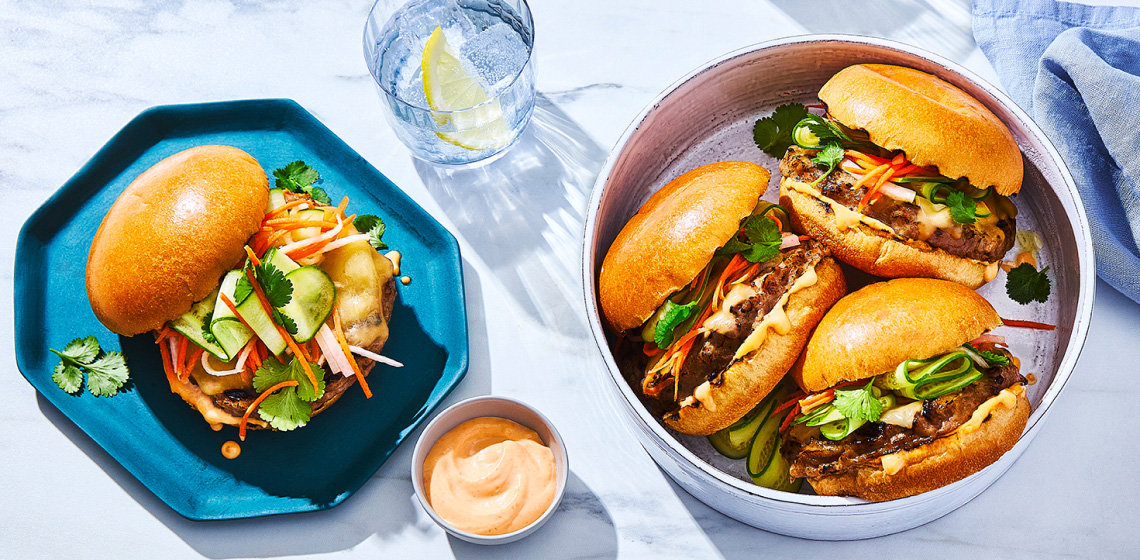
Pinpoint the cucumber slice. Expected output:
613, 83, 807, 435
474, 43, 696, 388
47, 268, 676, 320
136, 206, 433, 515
169, 287, 229, 361
751, 437, 803, 492
236, 291, 288, 356
268, 188, 286, 212
708, 395, 775, 460
746, 415, 781, 478
292, 208, 331, 242
210, 271, 254, 359
263, 246, 300, 274
277, 265, 336, 343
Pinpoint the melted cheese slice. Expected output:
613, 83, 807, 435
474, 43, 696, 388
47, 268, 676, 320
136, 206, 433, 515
732, 264, 818, 360
782, 178, 896, 235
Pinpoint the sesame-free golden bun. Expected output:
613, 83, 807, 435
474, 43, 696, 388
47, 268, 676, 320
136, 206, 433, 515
86, 145, 269, 336
793, 277, 1002, 393
819, 64, 1022, 196
599, 161, 770, 333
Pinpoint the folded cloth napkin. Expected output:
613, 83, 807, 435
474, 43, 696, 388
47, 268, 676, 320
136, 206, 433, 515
974, 0, 1140, 302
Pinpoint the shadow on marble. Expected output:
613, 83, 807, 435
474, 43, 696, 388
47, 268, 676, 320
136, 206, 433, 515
771, 0, 976, 62
414, 93, 607, 339
446, 471, 618, 559
34, 258, 494, 557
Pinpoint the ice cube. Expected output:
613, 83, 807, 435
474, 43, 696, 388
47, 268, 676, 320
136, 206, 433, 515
459, 23, 529, 93
398, 74, 429, 109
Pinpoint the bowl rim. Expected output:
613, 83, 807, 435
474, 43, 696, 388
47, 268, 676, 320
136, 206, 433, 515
580, 33, 1096, 510
410, 395, 569, 542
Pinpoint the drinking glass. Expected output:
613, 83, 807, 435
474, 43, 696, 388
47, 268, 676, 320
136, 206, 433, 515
364, 0, 535, 165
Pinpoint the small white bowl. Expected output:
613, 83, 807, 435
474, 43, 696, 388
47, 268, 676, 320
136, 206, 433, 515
411, 396, 569, 545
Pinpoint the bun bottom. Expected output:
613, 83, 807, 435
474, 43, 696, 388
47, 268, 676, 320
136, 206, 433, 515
779, 179, 996, 289
664, 257, 847, 435
807, 385, 1030, 501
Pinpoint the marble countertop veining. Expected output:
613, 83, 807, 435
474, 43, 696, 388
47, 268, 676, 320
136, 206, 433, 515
2, 1, 1138, 558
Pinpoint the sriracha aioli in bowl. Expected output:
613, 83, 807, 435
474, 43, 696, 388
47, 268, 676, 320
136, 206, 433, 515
422, 417, 557, 536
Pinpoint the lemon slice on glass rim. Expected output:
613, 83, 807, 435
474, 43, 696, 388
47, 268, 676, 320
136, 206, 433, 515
421, 26, 513, 151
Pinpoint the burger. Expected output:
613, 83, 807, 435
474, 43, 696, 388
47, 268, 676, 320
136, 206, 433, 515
779, 277, 1030, 501
599, 161, 846, 436
86, 145, 398, 438
778, 64, 1022, 288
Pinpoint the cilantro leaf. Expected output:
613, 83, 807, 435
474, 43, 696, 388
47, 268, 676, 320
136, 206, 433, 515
201, 322, 218, 346
233, 274, 253, 305
273, 161, 319, 192
256, 261, 293, 309
809, 142, 846, 187
274, 310, 299, 336
716, 214, 783, 263
53, 362, 83, 394
252, 357, 327, 431
654, 300, 698, 348
946, 190, 977, 224
49, 336, 130, 396
754, 103, 811, 158
84, 352, 129, 397
54, 336, 100, 365
354, 214, 388, 251
801, 115, 852, 145
258, 387, 314, 431
832, 382, 883, 424
253, 357, 326, 402
308, 186, 332, 205
964, 343, 1011, 367
1007, 264, 1051, 304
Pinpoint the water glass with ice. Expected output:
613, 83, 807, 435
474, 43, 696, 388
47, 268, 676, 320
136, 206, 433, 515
364, 0, 535, 165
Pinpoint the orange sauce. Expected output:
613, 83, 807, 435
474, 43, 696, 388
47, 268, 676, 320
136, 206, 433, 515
423, 417, 556, 535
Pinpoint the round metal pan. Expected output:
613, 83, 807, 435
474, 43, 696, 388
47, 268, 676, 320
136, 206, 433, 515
582, 35, 1095, 540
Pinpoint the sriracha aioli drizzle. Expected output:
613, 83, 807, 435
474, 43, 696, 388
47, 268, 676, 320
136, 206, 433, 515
423, 417, 556, 535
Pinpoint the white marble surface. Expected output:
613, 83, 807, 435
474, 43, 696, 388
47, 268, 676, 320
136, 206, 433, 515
2, 0, 1138, 558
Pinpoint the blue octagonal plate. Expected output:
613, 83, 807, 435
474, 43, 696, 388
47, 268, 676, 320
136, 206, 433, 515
14, 99, 468, 520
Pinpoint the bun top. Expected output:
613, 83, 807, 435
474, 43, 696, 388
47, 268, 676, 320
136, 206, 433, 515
599, 161, 769, 333
794, 278, 1001, 392
87, 145, 269, 336
819, 64, 1022, 196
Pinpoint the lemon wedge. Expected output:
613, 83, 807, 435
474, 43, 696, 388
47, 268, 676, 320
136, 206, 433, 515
421, 26, 512, 151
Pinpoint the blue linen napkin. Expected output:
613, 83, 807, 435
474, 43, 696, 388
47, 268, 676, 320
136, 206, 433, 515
973, 0, 1140, 302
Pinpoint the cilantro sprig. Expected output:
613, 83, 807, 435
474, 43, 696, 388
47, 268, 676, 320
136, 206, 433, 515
1007, 263, 1051, 304
964, 343, 1011, 367
252, 356, 327, 431
51, 336, 130, 397
754, 104, 812, 158
353, 214, 388, 251
716, 214, 783, 263
945, 190, 978, 224
273, 161, 331, 204
832, 381, 883, 424
247, 251, 296, 334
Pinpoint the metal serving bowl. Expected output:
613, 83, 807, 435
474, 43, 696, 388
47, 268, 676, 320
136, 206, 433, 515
581, 35, 1095, 540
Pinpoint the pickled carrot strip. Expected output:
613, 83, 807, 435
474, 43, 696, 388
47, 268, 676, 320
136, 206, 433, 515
239, 380, 298, 440
334, 308, 371, 399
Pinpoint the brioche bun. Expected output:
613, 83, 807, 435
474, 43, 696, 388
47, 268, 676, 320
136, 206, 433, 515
599, 161, 770, 333
665, 256, 846, 435
808, 384, 1030, 501
819, 64, 1022, 196
779, 177, 997, 289
87, 145, 269, 336
794, 277, 1001, 393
